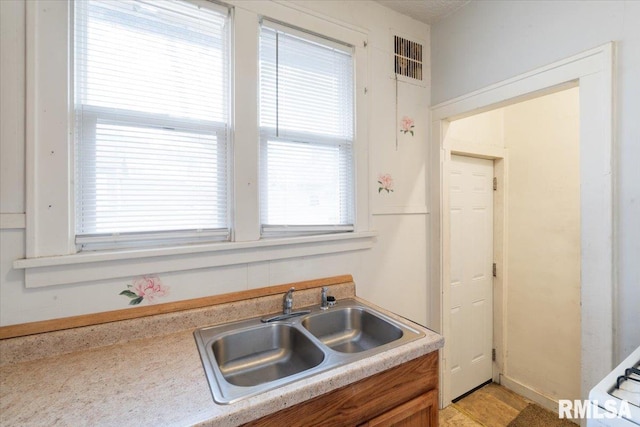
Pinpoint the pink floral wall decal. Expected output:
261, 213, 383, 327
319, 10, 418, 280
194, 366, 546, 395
400, 116, 415, 136
120, 275, 169, 305
378, 173, 394, 194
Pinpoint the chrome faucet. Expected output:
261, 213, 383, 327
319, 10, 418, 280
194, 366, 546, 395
261, 287, 310, 323
283, 287, 295, 314
321, 287, 329, 310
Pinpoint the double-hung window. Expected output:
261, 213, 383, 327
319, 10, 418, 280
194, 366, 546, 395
259, 21, 355, 237
74, 0, 230, 250
20, 0, 370, 287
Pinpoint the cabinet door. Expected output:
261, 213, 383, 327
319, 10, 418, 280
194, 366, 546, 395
361, 389, 438, 427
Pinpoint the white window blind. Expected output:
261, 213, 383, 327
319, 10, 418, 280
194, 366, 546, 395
74, 0, 230, 250
259, 21, 355, 236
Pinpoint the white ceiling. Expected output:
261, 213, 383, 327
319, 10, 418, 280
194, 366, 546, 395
374, 0, 470, 25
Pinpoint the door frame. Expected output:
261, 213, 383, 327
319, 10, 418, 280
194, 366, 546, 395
430, 43, 615, 408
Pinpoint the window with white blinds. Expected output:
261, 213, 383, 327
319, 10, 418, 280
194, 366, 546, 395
259, 21, 355, 236
74, 0, 230, 250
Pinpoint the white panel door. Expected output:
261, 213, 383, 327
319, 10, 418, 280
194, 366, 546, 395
449, 155, 494, 399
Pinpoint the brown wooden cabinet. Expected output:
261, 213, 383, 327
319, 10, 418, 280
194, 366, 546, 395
244, 351, 438, 427
359, 389, 438, 427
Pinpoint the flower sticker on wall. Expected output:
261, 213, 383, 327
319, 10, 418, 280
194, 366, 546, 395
400, 116, 415, 136
120, 275, 169, 305
378, 173, 395, 194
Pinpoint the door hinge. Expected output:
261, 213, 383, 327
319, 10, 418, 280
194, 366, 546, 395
492, 348, 496, 361
493, 177, 497, 191
492, 263, 497, 277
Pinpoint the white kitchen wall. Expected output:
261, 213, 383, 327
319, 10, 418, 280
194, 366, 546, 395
0, 1, 431, 327
446, 109, 504, 148
431, 0, 640, 363
504, 88, 581, 403
0, 0, 25, 216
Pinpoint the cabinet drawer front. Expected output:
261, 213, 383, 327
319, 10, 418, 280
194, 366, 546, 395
361, 389, 438, 427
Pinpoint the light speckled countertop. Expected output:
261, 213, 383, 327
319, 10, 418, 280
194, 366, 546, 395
0, 286, 443, 427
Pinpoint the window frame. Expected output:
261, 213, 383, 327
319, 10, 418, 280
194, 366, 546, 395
73, 0, 233, 250
19, 0, 372, 288
258, 19, 356, 236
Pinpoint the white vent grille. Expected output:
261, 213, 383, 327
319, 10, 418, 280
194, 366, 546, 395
394, 35, 423, 81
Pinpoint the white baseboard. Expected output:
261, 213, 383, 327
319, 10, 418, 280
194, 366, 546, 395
499, 374, 581, 426
499, 374, 559, 412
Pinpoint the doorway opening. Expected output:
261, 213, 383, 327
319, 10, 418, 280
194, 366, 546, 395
446, 87, 581, 408
430, 44, 614, 409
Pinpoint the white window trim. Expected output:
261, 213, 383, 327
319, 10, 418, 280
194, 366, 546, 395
14, 231, 376, 288
20, 0, 371, 288
231, 0, 370, 241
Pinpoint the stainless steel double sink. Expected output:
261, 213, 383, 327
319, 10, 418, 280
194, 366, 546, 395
194, 299, 425, 404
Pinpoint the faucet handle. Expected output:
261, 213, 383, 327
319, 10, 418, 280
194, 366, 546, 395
321, 287, 329, 310
283, 287, 294, 314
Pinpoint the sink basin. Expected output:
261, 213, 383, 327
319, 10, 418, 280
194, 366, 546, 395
194, 299, 425, 404
301, 307, 403, 353
212, 323, 324, 387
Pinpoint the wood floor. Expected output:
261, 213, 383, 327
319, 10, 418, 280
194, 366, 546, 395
439, 383, 531, 427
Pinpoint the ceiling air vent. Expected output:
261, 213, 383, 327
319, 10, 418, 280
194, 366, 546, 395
394, 35, 423, 81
